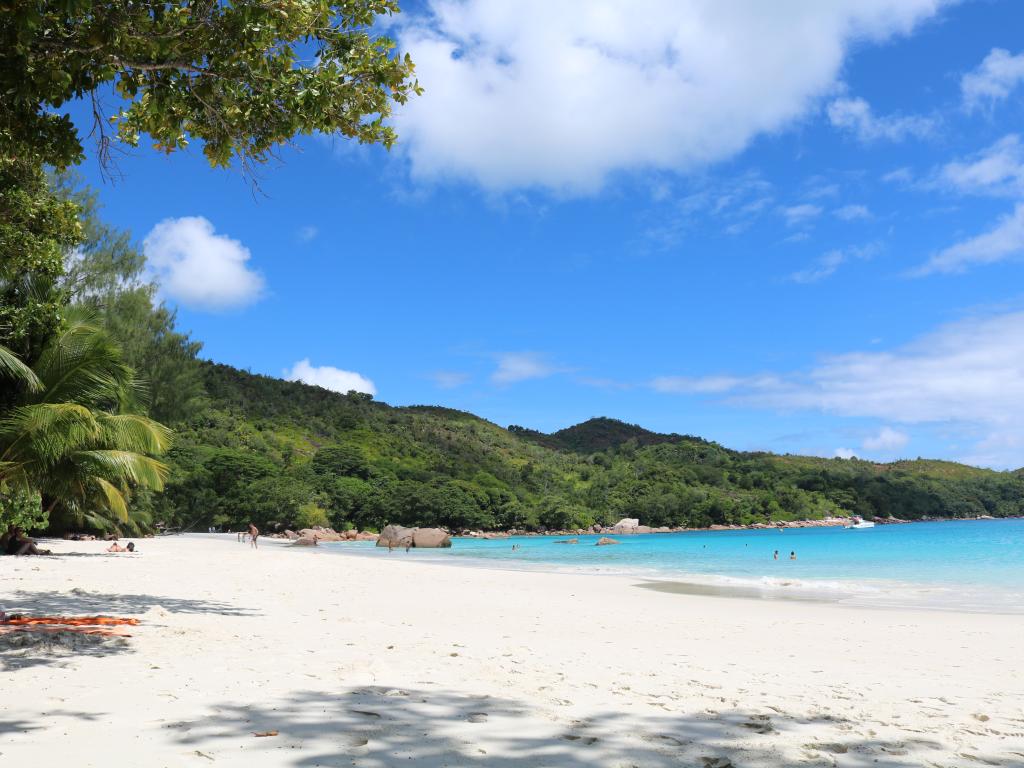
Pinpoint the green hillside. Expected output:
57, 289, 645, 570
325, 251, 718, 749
148, 362, 1024, 534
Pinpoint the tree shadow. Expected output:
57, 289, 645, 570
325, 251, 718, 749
1, 589, 259, 617
0, 625, 133, 671
0, 589, 257, 671
162, 685, 991, 768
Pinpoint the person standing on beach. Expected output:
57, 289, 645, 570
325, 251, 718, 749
249, 523, 259, 549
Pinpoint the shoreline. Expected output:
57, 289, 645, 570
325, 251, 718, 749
4, 535, 1022, 766
309, 536, 1024, 617
451, 513, 1019, 539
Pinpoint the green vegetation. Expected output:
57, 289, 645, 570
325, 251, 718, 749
1, 2, 418, 534
1, 0, 420, 170
5, 173, 1024, 537
0, 313, 171, 534
144, 362, 1024, 534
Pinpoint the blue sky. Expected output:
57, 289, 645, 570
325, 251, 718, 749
66, 0, 1024, 468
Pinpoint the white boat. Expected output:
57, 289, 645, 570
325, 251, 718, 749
844, 516, 875, 529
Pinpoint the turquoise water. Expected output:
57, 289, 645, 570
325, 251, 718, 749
326, 519, 1024, 613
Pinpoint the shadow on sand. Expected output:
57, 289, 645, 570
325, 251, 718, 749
159, 685, 991, 768
1, 588, 258, 617
0, 589, 257, 671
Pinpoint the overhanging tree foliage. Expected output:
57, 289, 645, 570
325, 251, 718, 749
0, 0, 421, 169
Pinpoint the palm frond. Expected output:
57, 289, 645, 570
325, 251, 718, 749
96, 412, 173, 455
0, 345, 43, 392
71, 450, 169, 491
0, 403, 100, 466
92, 477, 129, 522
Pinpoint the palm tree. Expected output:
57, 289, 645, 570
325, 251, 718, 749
0, 313, 171, 532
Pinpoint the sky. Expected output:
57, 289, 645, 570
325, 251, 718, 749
64, 0, 1024, 469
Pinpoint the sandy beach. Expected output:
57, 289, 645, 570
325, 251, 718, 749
3, 535, 1023, 767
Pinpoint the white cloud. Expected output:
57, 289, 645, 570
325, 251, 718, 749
143, 217, 265, 310
826, 96, 936, 142
834, 204, 871, 220
297, 226, 319, 242
915, 203, 1024, 275
430, 371, 471, 389
782, 203, 823, 226
862, 426, 909, 452
653, 310, 1024, 467
286, 359, 376, 396
961, 48, 1024, 113
882, 167, 913, 184
790, 242, 880, 283
492, 353, 560, 384
642, 173, 774, 247
394, 0, 944, 193
834, 447, 857, 459
938, 134, 1024, 197
651, 375, 748, 394
803, 181, 841, 199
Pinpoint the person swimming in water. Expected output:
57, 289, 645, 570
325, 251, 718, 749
773, 550, 779, 560
790, 551, 797, 560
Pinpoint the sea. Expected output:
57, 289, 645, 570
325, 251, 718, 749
321, 519, 1024, 614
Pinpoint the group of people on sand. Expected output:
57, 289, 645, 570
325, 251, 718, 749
1, 524, 141, 556
1, 525, 50, 556
237, 523, 260, 548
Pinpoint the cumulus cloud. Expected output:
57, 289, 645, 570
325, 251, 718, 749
143, 217, 265, 310
652, 310, 1024, 467
862, 426, 909, 452
492, 353, 560, 384
834, 204, 871, 220
961, 48, 1024, 113
826, 96, 936, 142
834, 447, 857, 459
938, 134, 1024, 197
286, 359, 376, 396
915, 203, 1024, 275
394, 0, 943, 193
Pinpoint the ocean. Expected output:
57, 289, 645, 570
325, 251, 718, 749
324, 518, 1024, 614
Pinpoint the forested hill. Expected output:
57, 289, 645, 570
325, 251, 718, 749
148, 362, 1024, 534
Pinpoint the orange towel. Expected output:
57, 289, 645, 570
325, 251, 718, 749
0, 625, 132, 638
3, 616, 140, 626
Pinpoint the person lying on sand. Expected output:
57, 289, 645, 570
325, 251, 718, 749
106, 542, 136, 553
4, 527, 51, 556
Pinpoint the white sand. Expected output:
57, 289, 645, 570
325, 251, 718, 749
2, 535, 1022, 767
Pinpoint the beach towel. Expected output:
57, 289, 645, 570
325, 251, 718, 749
2, 616, 140, 626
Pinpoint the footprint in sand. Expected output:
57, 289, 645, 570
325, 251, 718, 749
805, 742, 849, 754
561, 734, 598, 745
647, 734, 687, 747
741, 714, 775, 734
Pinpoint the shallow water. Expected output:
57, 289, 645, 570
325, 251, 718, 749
323, 519, 1024, 613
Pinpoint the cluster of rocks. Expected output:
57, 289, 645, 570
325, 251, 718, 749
269, 527, 379, 546
458, 515, 917, 538
375, 525, 451, 549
